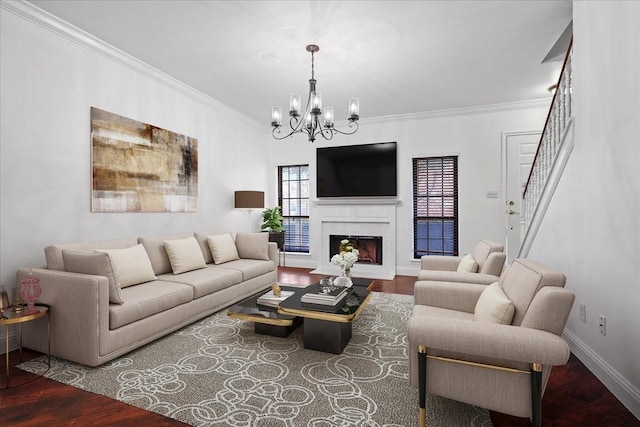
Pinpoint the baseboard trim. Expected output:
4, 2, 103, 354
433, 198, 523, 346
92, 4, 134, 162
564, 329, 640, 419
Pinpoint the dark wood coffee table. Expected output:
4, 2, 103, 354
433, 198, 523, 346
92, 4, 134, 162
227, 278, 373, 354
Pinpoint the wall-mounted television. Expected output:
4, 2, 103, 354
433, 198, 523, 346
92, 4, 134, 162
316, 142, 397, 197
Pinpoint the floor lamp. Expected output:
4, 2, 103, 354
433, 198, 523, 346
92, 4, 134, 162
234, 191, 264, 232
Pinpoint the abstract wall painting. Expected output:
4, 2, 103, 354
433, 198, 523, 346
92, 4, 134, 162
91, 107, 198, 212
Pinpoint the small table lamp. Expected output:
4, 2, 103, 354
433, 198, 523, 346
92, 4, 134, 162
234, 191, 264, 211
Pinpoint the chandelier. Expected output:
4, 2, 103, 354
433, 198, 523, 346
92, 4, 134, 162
271, 44, 359, 142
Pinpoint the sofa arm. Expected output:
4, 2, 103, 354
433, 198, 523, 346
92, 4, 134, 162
16, 268, 110, 366
420, 255, 461, 271
409, 316, 571, 366
268, 242, 278, 264
417, 269, 499, 285
414, 281, 485, 313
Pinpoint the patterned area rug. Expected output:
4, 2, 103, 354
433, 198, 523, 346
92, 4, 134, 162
20, 292, 492, 427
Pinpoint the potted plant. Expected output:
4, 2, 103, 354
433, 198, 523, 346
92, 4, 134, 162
261, 206, 285, 248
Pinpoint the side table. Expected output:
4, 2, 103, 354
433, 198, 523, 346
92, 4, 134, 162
1, 304, 50, 389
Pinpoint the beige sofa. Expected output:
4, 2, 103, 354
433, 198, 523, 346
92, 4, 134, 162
16, 232, 277, 367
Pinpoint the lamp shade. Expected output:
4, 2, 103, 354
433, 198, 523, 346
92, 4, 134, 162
234, 191, 264, 209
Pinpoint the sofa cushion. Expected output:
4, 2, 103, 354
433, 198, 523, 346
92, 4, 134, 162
413, 304, 475, 322
471, 240, 504, 272
62, 250, 124, 304
500, 259, 566, 326
158, 266, 243, 299
474, 282, 515, 324
164, 237, 207, 274
216, 259, 275, 282
109, 280, 193, 329
235, 232, 270, 261
96, 244, 157, 288
456, 254, 479, 273
207, 234, 240, 264
45, 237, 139, 271
138, 233, 194, 275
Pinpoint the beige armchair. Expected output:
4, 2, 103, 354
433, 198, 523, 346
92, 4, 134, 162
418, 239, 506, 285
408, 259, 575, 427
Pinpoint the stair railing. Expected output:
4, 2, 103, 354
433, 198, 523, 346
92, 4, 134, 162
520, 39, 574, 257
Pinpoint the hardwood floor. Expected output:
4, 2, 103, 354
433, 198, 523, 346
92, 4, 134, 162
1, 267, 638, 426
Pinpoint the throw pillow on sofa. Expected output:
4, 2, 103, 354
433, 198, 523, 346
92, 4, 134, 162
62, 250, 124, 304
235, 232, 270, 261
457, 253, 479, 273
207, 234, 240, 264
164, 236, 207, 274
96, 244, 157, 287
474, 282, 515, 324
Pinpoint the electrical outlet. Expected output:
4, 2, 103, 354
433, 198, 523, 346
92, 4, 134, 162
485, 190, 499, 199
599, 314, 607, 336
579, 303, 586, 323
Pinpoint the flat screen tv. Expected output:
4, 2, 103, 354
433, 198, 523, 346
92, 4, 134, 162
316, 142, 397, 197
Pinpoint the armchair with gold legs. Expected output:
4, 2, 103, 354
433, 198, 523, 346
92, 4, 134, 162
408, 259, 575, 427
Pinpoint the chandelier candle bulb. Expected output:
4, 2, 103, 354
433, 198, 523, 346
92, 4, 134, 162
311, 92, 322, 113
324, 107, 334, 127
271, 106, 282, 127
348, 98, 360, 121
289, 93, 301, 116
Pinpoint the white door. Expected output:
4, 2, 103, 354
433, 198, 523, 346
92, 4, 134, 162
504, 132, 540, 264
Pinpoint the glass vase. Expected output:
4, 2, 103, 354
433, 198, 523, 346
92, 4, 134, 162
20, 273, 42, 313
333, 266, 353, 288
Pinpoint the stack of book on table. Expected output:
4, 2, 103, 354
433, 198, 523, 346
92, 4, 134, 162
257, 289, 294, 308
301, 287, 348, 306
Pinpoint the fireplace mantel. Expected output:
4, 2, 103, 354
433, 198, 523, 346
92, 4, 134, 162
312, 198, 400, 206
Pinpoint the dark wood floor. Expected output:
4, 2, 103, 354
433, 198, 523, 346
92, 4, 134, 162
1, 267, 638, 426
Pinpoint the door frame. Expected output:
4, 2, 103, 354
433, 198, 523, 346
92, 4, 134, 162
501, 130, 541, 263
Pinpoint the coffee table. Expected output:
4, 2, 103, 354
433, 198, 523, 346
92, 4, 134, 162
227, 285, 303, 337
227, 278, 373, 354
279, 278, 373, 354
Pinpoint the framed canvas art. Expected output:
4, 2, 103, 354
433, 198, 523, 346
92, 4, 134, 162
91, 107, 198, 212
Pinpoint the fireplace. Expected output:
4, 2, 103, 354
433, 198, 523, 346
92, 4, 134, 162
329, 235, 383, 265
311, 199, 397, 280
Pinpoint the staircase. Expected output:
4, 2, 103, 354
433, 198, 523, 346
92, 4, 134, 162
519, 40, 574, 258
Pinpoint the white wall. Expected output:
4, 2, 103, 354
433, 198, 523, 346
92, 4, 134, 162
527, 1, 640, 417
268, 102, 550, 275
0, 3, 270, 289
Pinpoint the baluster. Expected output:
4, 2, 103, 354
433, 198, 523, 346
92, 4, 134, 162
560, 74, 567, 134
567, 53, 572, 118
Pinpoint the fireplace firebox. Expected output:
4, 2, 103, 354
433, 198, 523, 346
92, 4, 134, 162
329, 235, 383, 265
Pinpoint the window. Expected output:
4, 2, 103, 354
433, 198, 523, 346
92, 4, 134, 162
413, 156, 458, 257
278, 165, 310, 253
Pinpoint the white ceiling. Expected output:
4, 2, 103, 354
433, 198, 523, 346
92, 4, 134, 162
29, 0, 573, 125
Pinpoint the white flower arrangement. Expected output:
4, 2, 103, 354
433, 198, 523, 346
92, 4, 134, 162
331, 239, 360, 269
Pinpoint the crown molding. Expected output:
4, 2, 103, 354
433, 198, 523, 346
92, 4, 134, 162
1, 0, 265, 131
360, 98, 552, 125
